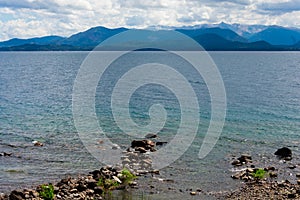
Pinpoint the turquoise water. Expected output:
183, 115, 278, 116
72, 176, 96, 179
0, 52, 299, 196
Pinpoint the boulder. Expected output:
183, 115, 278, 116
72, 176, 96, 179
274, 147, 292, 158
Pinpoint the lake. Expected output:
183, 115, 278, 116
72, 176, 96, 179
0, 51, 299, 198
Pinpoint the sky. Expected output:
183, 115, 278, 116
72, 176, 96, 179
0, 0, 300, 41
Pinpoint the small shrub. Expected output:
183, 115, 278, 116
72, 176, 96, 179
252, 168, 267, 179
97, 178, 120, 193
39, 184, 54, 200
120, 168, 136, 184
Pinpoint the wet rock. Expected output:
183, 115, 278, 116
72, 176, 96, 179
232, 154, 252, 166
287, 193, 296, 198
32, 140, 44, 147
93, 186, 103, 194
135, 147, 147, 153
151, 169, 160, 175
265, 166, 276, 171
269, 172, 278, 178
275, 147, 292, 158
131, 140, 156, 152
156, 141, 168, 146
9, 190, 24, 200
231, 159, 242, 166
288, 165, 296, 169
145, 133, 157, 139
0, 152, 12, 156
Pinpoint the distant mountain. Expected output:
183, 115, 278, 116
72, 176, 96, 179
176, 22, 268, 39
0, 44, 90, 51
193, 34, 274, 51
58, 26, 128, 47
0, 36, 64, 48
1, 24, 300, 51
177, 27, 247, 43
249, 26, 300, 45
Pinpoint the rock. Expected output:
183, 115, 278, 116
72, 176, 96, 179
111, 144, 120, 150
265, 166, 276, 171
246, 168, 254, 173
135, 147, 147, 153
190, 191, 197, 195
232, 154, 252, 166
131, 139, 156, 152
297, 180, 300, 185
196, 188, 202, 192
1, 152, 12, 156
275, 147, 292, 158
145, 133, 157, 139
269, 172, 278, 178
156, 141, 167, 146
285, 156, 293, 161
296, 173, 300, 178
93, 186, 103, 194
287, 193, 296, 198
231, 160, 241, 166
32, 140, 44, 147
288, 165, 296, 169
9, 190, 24, 200
151, 169, 160, 174
112, 176, 122, 184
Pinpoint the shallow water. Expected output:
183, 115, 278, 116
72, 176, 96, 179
0, 51, 299, 198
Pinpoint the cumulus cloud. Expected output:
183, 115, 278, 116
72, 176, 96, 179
0, 0, 300, 41
257, 0, 300, 14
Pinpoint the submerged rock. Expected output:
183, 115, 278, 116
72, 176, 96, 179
145, 133, 157, 139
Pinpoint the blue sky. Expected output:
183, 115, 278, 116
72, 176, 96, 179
0, 0, 300, 41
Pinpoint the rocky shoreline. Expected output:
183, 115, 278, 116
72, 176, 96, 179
1, 139, 300, 199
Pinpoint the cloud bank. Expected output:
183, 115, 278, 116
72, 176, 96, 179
0, 0, 300, 41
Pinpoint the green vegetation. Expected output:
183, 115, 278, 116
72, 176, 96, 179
97, 168, 136, 195
120, 168, 136, 184
252, 168, 267, 179
39, 184, 54, 200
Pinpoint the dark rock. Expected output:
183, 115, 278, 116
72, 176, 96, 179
1, 152, 12, 156
131, 139, 156, 152
151, 169, 160, 174
275, 147, 292, 158
231, 160, 241, 166
265, 166, 276, 171
269, 172, 278, 178
9, 190, 24, 200
145, 133, 157, 139
156, 141, 168, 146
288, 165, 296, 169
135, 147, 147, 153
76, 183, 87, 192
287, 193, 296, 198
87, 179, 98, 189
33, 141, 44, 147
93, 186, 103, 194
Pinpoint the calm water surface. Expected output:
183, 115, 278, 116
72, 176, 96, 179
0, 51, 299, 198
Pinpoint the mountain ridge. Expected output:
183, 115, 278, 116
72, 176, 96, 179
1, 23, 300, 51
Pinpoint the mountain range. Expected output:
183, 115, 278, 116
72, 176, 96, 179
1, 22, 300, 51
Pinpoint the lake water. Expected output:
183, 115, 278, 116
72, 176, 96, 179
0, 51, 299, 198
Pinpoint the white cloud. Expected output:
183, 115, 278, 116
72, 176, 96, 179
0, 0, 300, 41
